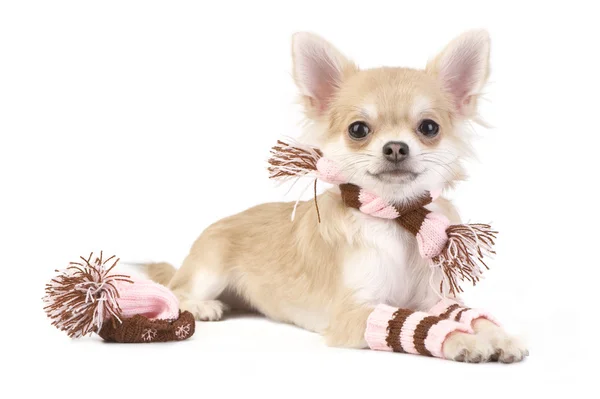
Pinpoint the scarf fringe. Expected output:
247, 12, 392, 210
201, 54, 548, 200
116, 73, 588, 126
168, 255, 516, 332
268, 139, 322, 183
431, 224, 497, 296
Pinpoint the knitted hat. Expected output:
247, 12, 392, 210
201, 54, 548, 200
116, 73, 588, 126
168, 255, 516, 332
43, 252, 194, 343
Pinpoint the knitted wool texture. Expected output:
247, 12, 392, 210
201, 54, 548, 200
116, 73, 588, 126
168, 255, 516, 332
364, 304, 472, 358
116, 278, 180, 321
99, 310, 195, 343
364, 301, 499, 358
429, 298, 500, 327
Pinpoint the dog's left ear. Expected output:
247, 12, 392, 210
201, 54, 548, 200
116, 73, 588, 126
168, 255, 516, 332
427, 30, 491, 118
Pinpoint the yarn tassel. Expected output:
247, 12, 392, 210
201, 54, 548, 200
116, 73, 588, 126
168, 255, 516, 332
268, 139, 324, 223
431, 224, 497, 296
268, 139, 322, 183
43, 252, 133, 338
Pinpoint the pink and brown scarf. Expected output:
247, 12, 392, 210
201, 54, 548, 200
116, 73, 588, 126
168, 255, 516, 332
268, 140, 497, 296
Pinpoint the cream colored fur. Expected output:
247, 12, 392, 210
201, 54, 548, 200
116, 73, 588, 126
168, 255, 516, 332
147, 30, 527, 363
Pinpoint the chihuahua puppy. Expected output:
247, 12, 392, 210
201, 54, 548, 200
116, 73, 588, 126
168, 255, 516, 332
148, 30, 527, 362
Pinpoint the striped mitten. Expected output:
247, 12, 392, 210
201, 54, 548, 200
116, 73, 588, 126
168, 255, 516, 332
429, 299, 499, 327
364, 304, 472, 358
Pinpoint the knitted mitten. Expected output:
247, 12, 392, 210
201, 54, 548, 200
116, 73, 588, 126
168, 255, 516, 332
429, 298, 500, 328
364, 304, 472, 358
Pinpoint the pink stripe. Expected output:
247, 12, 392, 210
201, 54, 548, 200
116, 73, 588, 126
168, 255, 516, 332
399, 312, 428, 355
371, 206, 400, 219
416, 213, 450, 258
358, 190, 377, 204
358, 190, 399, 219
316, 157, 346, 184
425, 319, 472, 358
429, 298, 459, 316
459, 309, 501, 327
359, 196, 388, 214
364, 304, 397, 351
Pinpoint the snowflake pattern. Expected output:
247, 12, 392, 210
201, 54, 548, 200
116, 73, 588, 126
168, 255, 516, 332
141, 328, 157, 342
175, 323, 191, 339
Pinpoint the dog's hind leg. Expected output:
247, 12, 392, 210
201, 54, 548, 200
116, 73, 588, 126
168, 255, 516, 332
167, 250, 230, 321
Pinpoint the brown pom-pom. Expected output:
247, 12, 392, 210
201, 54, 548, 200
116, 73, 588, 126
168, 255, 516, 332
43, 252, 132, 338
268, 139, 322, 183
432, 224, 497, 296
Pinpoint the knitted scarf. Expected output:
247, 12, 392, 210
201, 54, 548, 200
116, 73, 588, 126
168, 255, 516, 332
268, 140, 497, 297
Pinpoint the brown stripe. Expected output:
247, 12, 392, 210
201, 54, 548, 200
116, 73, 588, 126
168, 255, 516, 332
339, 183, 362, 210
439, 304, 460, 319
385, 309, 413, 353
395, 193, 434, 214
396, 207, 430, 235
413, 316, 439, 357
454, 308, 471, 322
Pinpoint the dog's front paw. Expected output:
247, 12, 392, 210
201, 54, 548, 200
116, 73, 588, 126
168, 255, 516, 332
443, 331, 496, 363
180, 299, 228, 321
473, 319, 529, 363
495, 336, 528, 363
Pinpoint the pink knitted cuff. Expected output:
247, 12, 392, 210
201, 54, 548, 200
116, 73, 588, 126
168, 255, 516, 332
116, 278, 180, 321
364, 304, 472, 359
364, 304, 396, 352
429, 299, 500, 328
456, 309, 500, 328
429, 298, 461, 316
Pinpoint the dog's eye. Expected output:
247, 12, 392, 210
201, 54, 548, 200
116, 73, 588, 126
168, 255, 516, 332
348, 121, 370, 140
418, 119, 439, 137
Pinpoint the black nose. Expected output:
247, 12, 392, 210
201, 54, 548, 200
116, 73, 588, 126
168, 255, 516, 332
382, 141, 409, 163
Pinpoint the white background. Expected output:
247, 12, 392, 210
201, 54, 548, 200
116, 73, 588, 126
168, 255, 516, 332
1, 1, 597, 397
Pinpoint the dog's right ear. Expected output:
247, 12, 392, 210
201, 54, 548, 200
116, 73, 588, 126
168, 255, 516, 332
292, 32, 357, 118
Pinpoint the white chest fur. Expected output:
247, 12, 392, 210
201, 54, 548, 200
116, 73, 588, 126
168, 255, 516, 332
342, 210, 440, 311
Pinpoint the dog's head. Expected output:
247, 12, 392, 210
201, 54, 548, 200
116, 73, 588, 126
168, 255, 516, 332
292, 31, 490, 202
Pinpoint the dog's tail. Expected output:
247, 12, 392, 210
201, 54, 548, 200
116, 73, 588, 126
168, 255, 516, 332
143, 262, 177, 286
